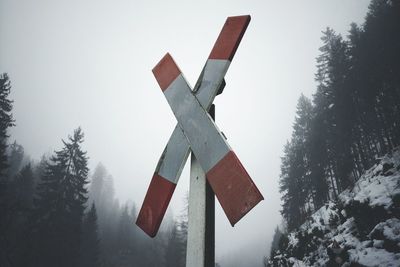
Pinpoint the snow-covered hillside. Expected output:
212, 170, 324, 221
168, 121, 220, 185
269, 148, 400, 266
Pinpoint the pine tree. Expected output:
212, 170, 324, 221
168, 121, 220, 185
14, 163, 35, 210
165, 222, 184, 267
89, 165, 120, 265
80, 203, 100, 267
177, 195, 188, 267
267, 226, 283, 266
7, 141, 24, 178
279, 96, 315, 230
308, 107, 330, 204
0, 73, 14, 176
33, 154, 48, 188
279, 141, 303, 230
346, 22, 371, 177
313, 28, 354, 194
4, 163, 36, 267
292, 95, 314, 211
88, 162, 106, 208
314, 28, 339, 194
0, 73, 15, 267
32, 127, 89, 267
269, 226, 283, 256
116, 205, 135, 266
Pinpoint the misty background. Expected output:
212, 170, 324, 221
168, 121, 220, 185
0, 0, 370, 266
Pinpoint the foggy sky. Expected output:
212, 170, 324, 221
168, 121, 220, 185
0, 0, 370, 265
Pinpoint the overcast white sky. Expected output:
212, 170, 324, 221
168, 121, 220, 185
0, 0, 370, 265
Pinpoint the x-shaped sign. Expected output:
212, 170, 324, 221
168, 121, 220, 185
137, 15, 263, 237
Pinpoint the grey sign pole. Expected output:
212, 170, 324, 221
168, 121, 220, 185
186, 105, 215, 267
205, 105, 215, 267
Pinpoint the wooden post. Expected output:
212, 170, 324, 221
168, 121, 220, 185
205, 105, 215, 266
186, 105, 215, 267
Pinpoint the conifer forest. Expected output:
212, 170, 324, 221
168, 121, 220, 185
0, 72, 188, 267
1, 0, 400, 266
268, 1, 400, 266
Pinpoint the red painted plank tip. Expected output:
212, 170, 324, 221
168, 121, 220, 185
209, 15, 251, 61
206, 150, 263, 226
152, 53, 181, 92
136, 173, 176, 237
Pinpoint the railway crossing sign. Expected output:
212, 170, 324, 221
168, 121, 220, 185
136, 15, 263, 238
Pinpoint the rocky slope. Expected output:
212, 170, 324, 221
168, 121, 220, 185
269, 148, 400, 266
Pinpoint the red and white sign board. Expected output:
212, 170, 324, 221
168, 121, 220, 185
136, 15, 263, 237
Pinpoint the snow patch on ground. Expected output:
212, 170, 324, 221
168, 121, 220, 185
270, 148, 400, 266
339, 150, 400, 209
349, 247, 400, 267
